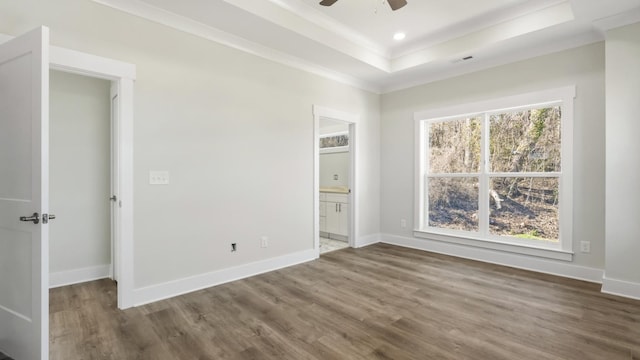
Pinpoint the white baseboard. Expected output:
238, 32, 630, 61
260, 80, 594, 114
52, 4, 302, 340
355, 233, 381, 248
50, 264, 111, 288
132, 249, 318, 307
601, 276, 640, 300
381, 234, 604, 283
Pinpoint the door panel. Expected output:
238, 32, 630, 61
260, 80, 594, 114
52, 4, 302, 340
0, 26, 50, 360
0, 53, 32, 200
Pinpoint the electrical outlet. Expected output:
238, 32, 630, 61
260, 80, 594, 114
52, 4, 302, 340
580, 241, 591, 253
261, 236, 268, 248
400, 219, 407, 229
231, 243, 237, 252
149, 170, 170, 185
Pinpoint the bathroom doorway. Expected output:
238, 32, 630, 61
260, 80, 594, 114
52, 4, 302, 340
313, 106, 358, 256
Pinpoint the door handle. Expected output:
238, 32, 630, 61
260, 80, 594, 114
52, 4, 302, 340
43, 213, 56, 224
20, 212, 40, 224
110, 195, 117, 202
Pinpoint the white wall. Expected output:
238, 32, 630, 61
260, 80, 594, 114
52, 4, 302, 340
605, 22, 640, 287
49, 70, 111, 275
381, 43, 606, 271
319, 123, 349, 136
320, 152, 349, 187
0, 0, 380, 291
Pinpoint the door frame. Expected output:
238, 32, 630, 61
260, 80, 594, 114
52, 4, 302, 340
313, 105, 358, 254
50, 46, 136, 310
0, 33, 137, 309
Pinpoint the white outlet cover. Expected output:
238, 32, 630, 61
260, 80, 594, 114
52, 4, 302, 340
580, 241, 591, 253
149, 170, 170, 185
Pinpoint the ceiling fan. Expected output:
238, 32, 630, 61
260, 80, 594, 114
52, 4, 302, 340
319, 0, 408, 11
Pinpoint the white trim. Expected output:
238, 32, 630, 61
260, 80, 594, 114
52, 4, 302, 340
601, 276, 640, 301
354, 233, 381, 248
319, 146, 349, 154
313, 105, 359, 256
593, 6, 640, 33
49, 265, 112, 288
91, 0, 379, 93
381, 234, 603, 283
50, 46, 136, 80
319, 130, 349, 138
413, 231, 573, 261
132, 249, 317, 306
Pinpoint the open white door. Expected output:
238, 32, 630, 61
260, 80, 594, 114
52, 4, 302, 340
0, 27, 50, 360
110, 82, 120, 283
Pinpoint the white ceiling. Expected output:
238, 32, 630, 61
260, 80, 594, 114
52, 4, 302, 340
94, 0, 640, 93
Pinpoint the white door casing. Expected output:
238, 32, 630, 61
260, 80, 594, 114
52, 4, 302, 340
0, 26, 50, 360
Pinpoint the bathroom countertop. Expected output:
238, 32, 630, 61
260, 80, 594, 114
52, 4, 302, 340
320, 186, 350, 194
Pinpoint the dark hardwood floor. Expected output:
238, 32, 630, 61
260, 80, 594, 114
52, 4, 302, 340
50, 244, 640, 359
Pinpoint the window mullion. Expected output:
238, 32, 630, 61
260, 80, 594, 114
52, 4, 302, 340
479, 113, 490, 236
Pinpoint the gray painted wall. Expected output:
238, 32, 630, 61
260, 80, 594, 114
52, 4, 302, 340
49, 70, 111, 274
605, 22, 640, 284
320, 152, 349, 187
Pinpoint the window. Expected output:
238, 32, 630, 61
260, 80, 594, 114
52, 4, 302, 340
415, 87, 574, 259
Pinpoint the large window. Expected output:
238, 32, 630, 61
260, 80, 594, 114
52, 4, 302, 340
415, 87, 574, 259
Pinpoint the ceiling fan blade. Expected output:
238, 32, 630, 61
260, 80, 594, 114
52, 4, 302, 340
319, 0, 339, 6
388, 0, 407, 11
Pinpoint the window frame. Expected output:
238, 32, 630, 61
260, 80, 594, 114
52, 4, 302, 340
414, 87, 575, 261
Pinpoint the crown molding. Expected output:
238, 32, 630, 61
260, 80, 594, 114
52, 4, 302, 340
92, 0, 381, 93
593, 6, 640, 33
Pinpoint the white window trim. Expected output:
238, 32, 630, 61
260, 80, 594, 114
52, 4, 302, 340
414, 86, 575, 261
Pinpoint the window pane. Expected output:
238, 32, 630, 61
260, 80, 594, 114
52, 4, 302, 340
428, 117, 481, 174
428, 177, 479, 232
489, 107, 561, 173
489, 177, 559, 242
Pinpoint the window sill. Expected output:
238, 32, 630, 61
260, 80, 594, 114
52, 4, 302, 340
413, 230, 573, 262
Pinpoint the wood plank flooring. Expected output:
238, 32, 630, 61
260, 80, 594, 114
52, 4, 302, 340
50, 244, 640, 359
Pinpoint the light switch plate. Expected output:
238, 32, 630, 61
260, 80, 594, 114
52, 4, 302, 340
149, 170, 170, 185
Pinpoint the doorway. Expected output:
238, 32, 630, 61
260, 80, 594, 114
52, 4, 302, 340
318, 118, 351, 254
48, 70, 115, 289
313, 106, 358, 256
48, 41, 136, 309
